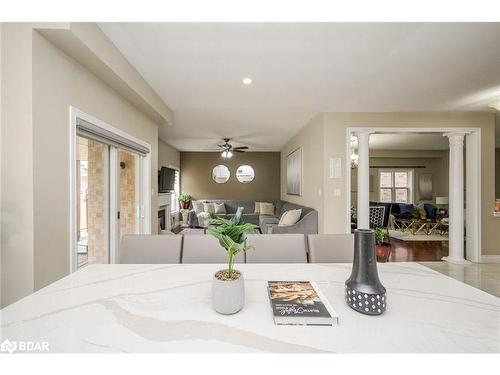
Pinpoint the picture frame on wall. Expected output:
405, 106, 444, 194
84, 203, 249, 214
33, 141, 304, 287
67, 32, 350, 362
286, 147, 302, 196
418, 173, 433, 200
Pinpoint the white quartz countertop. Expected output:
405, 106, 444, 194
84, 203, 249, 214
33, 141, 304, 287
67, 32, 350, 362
1, 263, 499, 353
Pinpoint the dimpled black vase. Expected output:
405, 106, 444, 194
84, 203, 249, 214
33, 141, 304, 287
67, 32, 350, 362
345, 229, 387, 315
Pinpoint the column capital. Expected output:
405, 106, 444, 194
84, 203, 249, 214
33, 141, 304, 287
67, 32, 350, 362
353, 129, 375, 137
444, 132, 466, 148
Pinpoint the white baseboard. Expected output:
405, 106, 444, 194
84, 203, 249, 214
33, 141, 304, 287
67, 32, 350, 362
480, 255, 500, 263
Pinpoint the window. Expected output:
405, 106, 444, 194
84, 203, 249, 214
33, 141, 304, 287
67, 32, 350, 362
379, 170, 412, 203
170, 169, 180, 212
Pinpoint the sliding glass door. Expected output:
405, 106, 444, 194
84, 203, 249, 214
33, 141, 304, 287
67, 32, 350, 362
76, 136, 110, 269
72, 110, 151, 271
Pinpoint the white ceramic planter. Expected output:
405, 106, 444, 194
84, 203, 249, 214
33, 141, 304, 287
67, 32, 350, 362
212, 270, 245, 314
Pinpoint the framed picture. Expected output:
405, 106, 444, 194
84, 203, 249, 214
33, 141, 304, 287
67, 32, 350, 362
418, 173, 433, 200
286, 148, 302, 195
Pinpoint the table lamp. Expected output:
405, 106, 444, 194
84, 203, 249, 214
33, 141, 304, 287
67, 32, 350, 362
436, 197, 448, 215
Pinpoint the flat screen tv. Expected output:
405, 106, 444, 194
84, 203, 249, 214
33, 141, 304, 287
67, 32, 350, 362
158, 167, 175, 193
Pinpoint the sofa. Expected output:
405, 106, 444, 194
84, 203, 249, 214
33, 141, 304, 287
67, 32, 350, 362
188, 200, 260, 226
351, 201, 439, 230
187, 199, 318, 235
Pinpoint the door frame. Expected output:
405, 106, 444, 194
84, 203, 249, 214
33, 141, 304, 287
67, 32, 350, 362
69, 106, 152, 273
345, 126, 482, 263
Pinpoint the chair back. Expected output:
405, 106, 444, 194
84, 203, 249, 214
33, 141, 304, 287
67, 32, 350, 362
245, 234, 307, 263
182, 235, 245, 264
307, 234, 354, 263
119, 235, 182, 264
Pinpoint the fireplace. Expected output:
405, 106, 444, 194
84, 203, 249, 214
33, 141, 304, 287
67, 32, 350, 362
158, 209, 166, 231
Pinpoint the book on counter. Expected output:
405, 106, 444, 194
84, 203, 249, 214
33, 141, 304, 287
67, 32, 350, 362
267, 281, 339, 326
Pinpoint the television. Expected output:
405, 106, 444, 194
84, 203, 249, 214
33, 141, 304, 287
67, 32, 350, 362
158, 167, 175, 193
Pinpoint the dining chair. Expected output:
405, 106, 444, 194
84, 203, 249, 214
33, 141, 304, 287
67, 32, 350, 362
245, 234, 307, 263
181, 234, 245, 264
118, 235, 182, 264
307, 234, 354, 263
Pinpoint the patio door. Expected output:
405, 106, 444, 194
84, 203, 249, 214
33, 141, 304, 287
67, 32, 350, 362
71, 108, 151, 271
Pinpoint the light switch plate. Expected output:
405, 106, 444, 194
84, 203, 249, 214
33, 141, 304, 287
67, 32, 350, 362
330, 157, 342, 179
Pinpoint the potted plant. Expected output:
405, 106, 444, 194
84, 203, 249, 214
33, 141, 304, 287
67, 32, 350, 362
374, 227, 392, 262
178, 193, 192, 210
208, 209, 257, 314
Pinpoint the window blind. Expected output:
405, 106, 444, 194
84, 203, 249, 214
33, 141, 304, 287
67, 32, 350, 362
76, 118, 149, 156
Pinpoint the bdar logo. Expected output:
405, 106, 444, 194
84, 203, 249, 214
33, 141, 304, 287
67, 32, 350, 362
1, 339, 17, 354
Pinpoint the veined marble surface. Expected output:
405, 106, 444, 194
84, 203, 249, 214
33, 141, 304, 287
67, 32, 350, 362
1, 263, 499, 353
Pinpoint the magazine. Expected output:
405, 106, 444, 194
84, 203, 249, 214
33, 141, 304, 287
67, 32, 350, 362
267, 281, 339, 326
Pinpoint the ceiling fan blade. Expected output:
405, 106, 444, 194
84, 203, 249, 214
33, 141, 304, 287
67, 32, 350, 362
217, 144, 226, 148
233, 146, 249, 150
233, 149, 246, 153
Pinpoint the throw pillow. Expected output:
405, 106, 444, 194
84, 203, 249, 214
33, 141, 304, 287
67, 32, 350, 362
260, 203, 275, 216
278, 209, 302, 227
416, 203, 427, 219
214, 202, 226, 214
203, 202, 215, 214
399, 203, 414, 216
254, 201, 262, 213
192, 201, 204, 215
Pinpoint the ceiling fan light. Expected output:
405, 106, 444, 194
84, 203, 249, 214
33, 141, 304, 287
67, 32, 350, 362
226, 151, 233, 158
221, 150, 228, 158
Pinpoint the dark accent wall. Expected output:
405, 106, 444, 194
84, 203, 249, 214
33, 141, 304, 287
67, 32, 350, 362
180, 152, 280, 201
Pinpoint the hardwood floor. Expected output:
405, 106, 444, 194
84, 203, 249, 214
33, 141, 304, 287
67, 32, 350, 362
389, 238, 449, 262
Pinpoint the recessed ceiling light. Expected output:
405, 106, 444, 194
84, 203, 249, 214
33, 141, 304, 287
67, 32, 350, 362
242, 78, 252, 85
488, 99, 500, 111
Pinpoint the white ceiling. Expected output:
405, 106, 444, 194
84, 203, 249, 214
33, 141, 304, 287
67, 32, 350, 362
99, 23, 500, 151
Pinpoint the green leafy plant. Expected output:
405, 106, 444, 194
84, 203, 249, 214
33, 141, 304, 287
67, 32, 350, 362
208, 208, 257, 280
177, 193, 192, 203
374, 227, 388, 246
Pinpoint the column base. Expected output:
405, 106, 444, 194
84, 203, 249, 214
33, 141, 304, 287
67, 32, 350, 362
441, 256, 472, 265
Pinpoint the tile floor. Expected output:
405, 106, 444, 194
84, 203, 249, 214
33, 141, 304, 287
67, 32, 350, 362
420, 262, 500, 298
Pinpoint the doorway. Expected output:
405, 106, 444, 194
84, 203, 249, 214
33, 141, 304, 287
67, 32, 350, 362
346, 127, 481, 263
70, 107, 151, 272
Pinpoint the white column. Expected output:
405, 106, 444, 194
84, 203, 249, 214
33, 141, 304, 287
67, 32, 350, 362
442, 133, 470, 264
356, 130, 372, 229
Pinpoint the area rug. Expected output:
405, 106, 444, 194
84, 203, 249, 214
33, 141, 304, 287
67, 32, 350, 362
388, 229, 448, 242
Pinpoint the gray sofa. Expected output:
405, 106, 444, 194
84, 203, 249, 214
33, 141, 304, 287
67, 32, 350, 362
260, 201, 318, 235
187, 199, 318, 235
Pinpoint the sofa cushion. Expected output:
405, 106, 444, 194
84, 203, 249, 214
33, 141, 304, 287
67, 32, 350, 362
203, 202, 215, 214
399, 204, 414, 216
259, 215, 279, 229
192, 201, 204, 214
279, 202, 313, 218
278, 209, 302, 227
416, 203, 427, 219
214, 202, 226, 214
424, 204, 437, 220
260, 203, 275, 215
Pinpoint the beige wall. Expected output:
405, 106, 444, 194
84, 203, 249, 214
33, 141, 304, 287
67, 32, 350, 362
159, 140, 180, 169
280, 114, 325, 232
181, 152, 280, 201
281, 112, 499, 255
351, 150, 449, 204
32, 31, 159, 292
496, 148, 500, 199
320, 112, 498, 256
1, 24, 162, 307
1, 24, 35, 307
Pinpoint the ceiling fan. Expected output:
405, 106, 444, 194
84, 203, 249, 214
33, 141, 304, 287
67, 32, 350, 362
217, 138, 249, 158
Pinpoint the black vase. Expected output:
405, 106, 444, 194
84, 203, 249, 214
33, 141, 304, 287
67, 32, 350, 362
345, 229, 387, 315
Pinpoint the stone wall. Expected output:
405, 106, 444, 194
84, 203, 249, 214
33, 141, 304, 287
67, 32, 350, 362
119, 150, 137, 237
